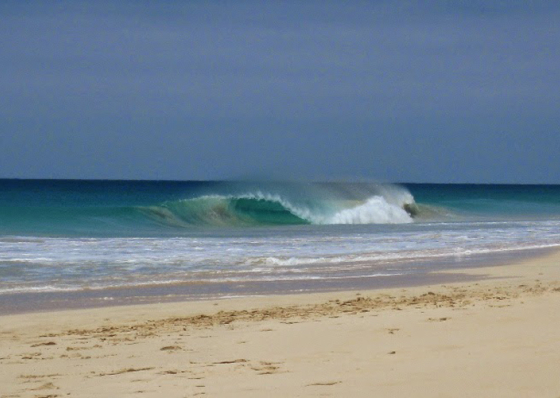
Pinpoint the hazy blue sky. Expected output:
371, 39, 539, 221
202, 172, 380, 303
1, 1, 559, 183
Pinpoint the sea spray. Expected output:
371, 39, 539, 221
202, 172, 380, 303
140, 186, 416, 226
324, 196, 412, 224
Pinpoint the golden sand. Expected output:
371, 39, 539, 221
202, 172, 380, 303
1, 250, 560, 397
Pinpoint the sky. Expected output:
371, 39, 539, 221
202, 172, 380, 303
1, 0, 559, 183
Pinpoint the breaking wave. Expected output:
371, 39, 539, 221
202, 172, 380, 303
139, 186, 416, 227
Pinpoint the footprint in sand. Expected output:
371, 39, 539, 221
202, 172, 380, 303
160, 345, 182, 352
251, 361, 284, 375
96, 367, 154, 376
30, 342, 56, 347
30, 382, 58, 391
306, 381, 341, 386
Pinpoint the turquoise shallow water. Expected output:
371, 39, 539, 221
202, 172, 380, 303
0, 180, 418, 235
1, 180, 560, 300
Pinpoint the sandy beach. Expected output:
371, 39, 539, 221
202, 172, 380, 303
1, 250, 560, 398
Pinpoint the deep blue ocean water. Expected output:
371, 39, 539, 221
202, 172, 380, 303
1, 180, 560, 300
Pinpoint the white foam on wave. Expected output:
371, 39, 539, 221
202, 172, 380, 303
270, 187, 415, 225
218, 193, 411, 225
245, 242, 560, 267
321, 196, 413, 225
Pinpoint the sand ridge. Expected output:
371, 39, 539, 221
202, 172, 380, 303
40, 280, 558, 341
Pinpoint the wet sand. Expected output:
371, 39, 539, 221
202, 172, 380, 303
1, 250, 560, 397
0, 247, 549, 315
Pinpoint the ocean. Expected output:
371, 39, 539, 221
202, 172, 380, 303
1, 179, 560, 313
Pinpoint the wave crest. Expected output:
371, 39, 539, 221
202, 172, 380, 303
139, 187, 416, 227
325, 196, 413, 224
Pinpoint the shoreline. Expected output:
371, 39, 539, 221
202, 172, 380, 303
1, 246, 555, 316
1, 249, 560, 397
